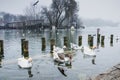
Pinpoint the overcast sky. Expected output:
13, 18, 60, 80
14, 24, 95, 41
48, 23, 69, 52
0, 0, 120, 22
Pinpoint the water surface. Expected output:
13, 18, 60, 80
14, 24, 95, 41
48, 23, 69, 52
0, 27, 120, 80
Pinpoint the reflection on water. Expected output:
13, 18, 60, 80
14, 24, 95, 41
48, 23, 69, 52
28, 68, 33, 77
0, 27, 120, 80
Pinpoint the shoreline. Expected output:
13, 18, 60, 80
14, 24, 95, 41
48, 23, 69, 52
89, 63, 120, 80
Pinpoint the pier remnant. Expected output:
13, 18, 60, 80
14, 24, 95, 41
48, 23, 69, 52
41, 37, 46, 51
64, 37, 68, 48
0, 40, 4, 57
78, 36, 82, 46
21, 39, 25, 55
88, 35, 93, 47
23, 40, 29, 58
101, 36, 105, 47
110, 34, 113, 46
97, 28, 100, 48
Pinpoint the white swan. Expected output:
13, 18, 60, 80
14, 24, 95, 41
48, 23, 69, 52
53, 45, 70, 63
70, 43, 82, 50
82, 46, 96, 56
53, 45, 64, 53
18, 57, 32, 68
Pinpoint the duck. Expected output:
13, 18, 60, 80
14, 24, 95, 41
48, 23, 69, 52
18, 57, 32, 69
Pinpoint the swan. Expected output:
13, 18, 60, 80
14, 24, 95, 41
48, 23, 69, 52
82, 46, 96, 56
70, 43, 82, 50
18, 57, 32, 68
53, 45, 71, 63
53, 45, 64, 53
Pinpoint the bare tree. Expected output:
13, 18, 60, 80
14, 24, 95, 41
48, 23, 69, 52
41, 0, 79, 29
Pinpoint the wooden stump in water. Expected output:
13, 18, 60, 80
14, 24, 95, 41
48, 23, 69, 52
64, 37, 69, 48
78, 36, 82, 46
41, 37, 46, 51
88, 35, 91, 44
97, 28, 100, 43
0, 40, 4, 57
101, 36, 105, 47
23, 40, 29, 58
88, 35, 93, 47
21, 39, 25, 55
110, 34, 113, 46
97, 34, 100, 43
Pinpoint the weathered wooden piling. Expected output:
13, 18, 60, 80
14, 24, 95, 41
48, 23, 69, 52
90, 36, 94, 47
21, 39, 25, 55
0, 40, 4, 57
101, 36, 105, 47
0, 57, 2, 68
23, 40, 29, 58
96, 34, 100, 48
88, 35, 93, 47
110, 34, 113, 44
97, 28, 100, 44
64, 37, 68, 48
0, 52, 2, 67
88, 35, 91, 43
97, 34, 100, 43
41, 37, 46, 51
50, 39, 55, 53
78, 36, 82, 46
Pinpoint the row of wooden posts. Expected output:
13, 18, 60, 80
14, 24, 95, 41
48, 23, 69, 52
0, 34, 114, 59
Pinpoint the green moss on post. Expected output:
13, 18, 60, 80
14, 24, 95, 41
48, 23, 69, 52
41, 37, 46, 51
88, 35, 91, 44
23, 40, 29, 59
0, 40, 4, 57
101, 36, 105, 47
88, 35, 93, 47
78, 36, 82, 46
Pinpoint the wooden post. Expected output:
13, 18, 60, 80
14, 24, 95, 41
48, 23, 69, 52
110, 34, 113, 43
88, 35, 91, 44
21, 39, 25, 56
50, 39, 55, 53
41, 37, 46, 51
78, 36, 82, 46
0, 40, 4, 57
0, 57, 2, 68
97, 34, 100, 48
101, 36, 105, 47
97, 28, 100, 44
23, 40, 29, 59
88, 35, 93, 47
64, 37, 68, 48
90, 36, 94, 47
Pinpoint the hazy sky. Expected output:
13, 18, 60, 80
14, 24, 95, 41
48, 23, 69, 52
0, 0, 120, 22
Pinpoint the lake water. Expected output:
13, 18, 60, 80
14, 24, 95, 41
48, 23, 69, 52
0, 27, 120, 80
